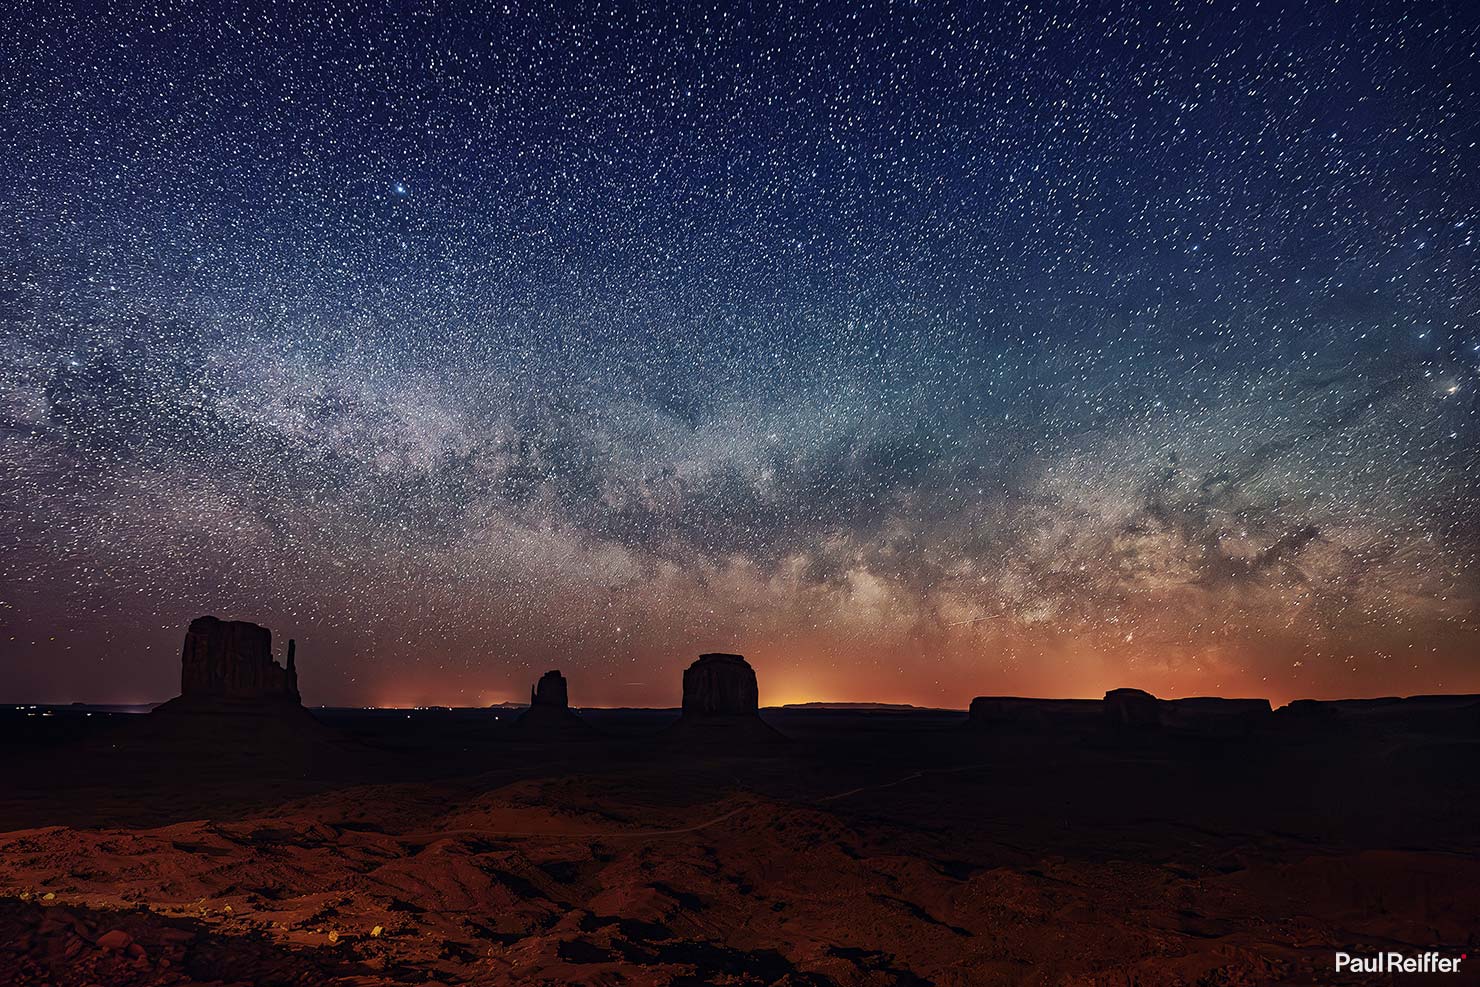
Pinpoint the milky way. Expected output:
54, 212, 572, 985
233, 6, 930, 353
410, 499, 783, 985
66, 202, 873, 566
2, 1, 1477, 706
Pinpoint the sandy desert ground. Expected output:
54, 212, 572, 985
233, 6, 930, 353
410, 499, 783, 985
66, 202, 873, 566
1, 702, 1477, 986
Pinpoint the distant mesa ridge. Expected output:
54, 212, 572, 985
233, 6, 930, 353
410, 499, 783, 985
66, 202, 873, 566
968, 689, 1480, 740
969, 689, 1273, 737
1102, 687, 1167, 731
138, 619, 1476, 743
1275, 693, 1480, 735
1105, 688, 1272, 736
176, 616, 299, 704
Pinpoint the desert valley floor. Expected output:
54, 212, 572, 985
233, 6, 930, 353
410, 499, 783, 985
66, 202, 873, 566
1, 702, 1477, 986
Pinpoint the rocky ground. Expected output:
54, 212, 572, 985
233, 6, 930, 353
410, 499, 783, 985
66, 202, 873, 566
0, 705, 1476, 986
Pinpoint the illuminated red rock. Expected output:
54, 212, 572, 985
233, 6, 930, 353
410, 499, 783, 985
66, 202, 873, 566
681, 653, 759, 717
96, 929, 132, 952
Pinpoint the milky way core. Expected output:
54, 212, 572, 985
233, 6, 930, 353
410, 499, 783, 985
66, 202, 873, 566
2, 2, 1477, 707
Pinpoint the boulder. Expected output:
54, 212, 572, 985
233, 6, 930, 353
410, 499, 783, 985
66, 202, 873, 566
681, 653, 758, 716
96, 930, 133, 952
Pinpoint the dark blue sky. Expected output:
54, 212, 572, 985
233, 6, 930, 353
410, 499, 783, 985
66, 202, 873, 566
2, 0, 1477, 706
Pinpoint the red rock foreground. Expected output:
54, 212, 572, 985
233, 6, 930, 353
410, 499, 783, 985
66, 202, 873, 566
1, 699, 1476, 986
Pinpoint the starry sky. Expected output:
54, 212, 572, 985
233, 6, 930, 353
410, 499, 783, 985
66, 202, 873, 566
2, 1, 1477, 708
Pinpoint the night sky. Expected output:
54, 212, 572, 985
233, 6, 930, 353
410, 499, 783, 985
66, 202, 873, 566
3, 1, 1477, 708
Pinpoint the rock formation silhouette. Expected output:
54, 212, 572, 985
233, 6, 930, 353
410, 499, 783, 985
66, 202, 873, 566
682, 653, 759, 716
966, 689, 1275, 739
1103, 688, 1163, 731
166, 616, 300, 707
671, 653, 783, 743
517, 669, 591, 735
141, 617, 344, 765
150, 615, 319, 735
530, 669, 569, 709
1161, 696, 1272, 737
1273, 694, 1480, 738
286, 638, 298, 699
1103, 688, 1271, 738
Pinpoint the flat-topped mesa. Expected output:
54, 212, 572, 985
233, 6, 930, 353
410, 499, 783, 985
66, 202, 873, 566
530, 670, 569, 709
1274, 694, 1480, 737
671, 652, 782, 744
178, 616, 299, 704
682, 653, 758, 717
1163, 696, 1272, 734
1104, 688, 1271, 737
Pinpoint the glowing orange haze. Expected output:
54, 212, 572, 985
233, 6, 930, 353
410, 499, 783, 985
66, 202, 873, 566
355, 633, 1480, 711
7, 608, 1478, 709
